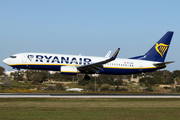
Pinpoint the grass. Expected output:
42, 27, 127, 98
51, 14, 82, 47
0, 98, 180, 120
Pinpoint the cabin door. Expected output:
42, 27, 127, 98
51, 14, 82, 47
22, 55, 26, 63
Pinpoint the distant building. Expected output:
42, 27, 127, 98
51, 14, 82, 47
130, 75, 141, 83
4, 70, 17, 76
66, 88, 84, 92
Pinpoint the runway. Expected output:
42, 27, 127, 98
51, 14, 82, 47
1, 93, 180, 98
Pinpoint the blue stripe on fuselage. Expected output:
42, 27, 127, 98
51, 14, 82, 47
10, 64, 159, 75
99, 67, 158, 75
11, 65, 61, 71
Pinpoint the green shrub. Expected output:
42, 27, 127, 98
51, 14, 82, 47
100, 84, 111, 91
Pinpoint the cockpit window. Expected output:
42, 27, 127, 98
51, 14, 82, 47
10, 56, 17, 58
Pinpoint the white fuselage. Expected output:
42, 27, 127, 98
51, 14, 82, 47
3, 52, 163, 75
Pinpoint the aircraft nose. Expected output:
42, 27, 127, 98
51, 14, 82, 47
3, 58, 9, 65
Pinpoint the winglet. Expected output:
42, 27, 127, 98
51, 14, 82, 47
110, 48, 120, 60
105, 51, 111, 57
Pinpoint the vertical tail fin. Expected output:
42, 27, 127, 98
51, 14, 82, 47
130, 31, 174, 62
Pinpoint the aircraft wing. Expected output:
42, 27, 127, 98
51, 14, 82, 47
77, 48, 120, 73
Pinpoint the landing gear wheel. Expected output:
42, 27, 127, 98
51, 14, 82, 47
142, 72, 146, 76
84, 75, 90, 81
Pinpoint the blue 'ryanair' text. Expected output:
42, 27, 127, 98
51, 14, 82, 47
28, 55, 92, 65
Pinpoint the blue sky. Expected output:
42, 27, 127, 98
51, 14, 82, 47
0, 0, 180, 72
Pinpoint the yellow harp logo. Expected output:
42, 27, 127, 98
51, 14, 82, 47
155, 43, 169, 58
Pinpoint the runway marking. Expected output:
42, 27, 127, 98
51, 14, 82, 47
1, 93, 180, 98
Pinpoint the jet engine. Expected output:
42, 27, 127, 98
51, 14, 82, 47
60, 66, 78, 75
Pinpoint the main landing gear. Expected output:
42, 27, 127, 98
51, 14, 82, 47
84, 74, 90, 81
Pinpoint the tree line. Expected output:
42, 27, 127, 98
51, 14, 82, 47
139, 70, 180, 87
1, 66, 180, 87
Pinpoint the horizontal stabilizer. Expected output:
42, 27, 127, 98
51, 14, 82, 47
153, 61, 175, 66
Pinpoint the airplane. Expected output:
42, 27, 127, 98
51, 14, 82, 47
3, 31, 174, 80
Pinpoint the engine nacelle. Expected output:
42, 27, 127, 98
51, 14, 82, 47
60, 66, 78, 75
